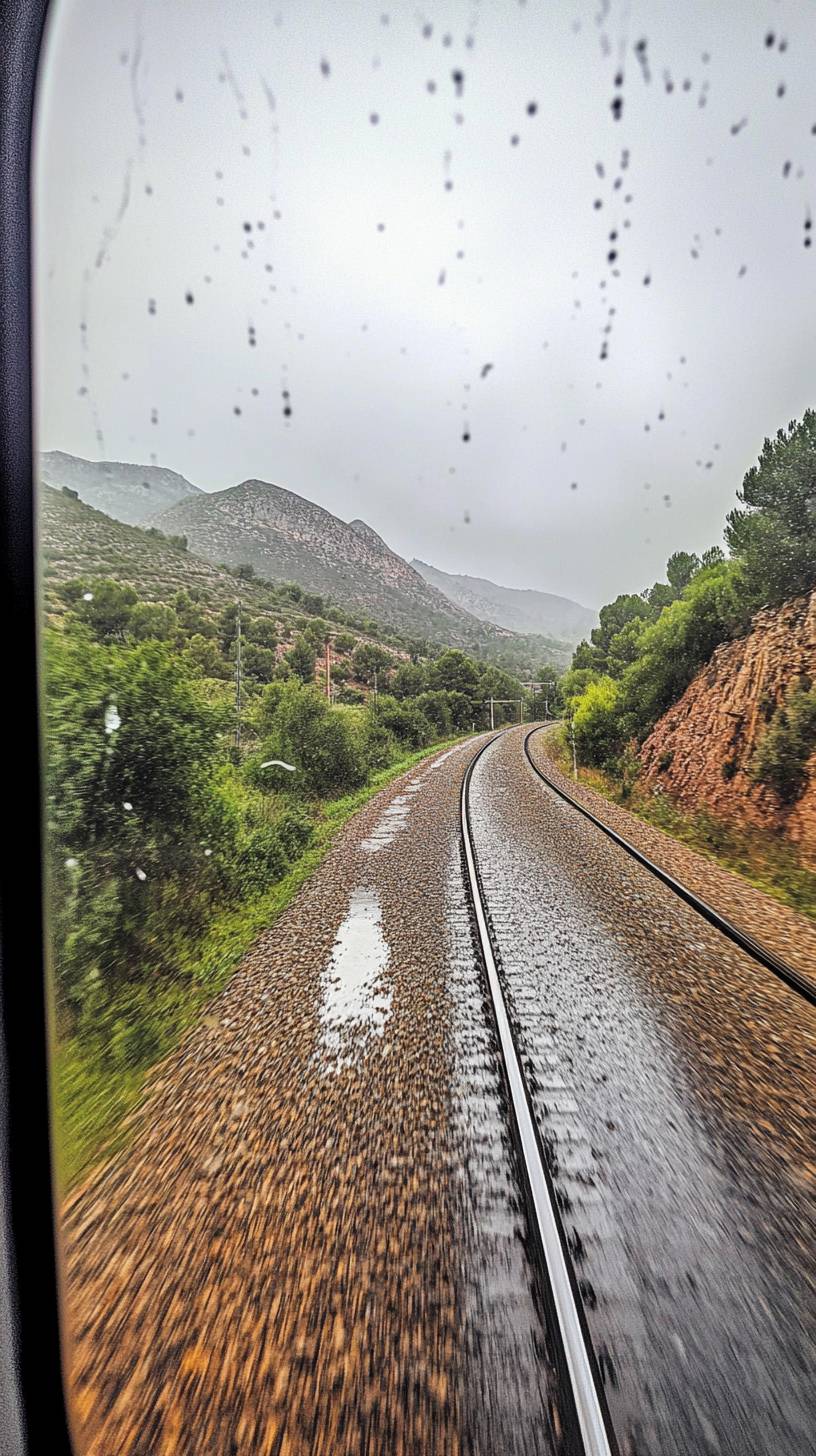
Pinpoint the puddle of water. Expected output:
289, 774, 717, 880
318, 888, 392, 1066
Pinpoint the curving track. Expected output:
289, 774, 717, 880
522, 726, 816, 1006
464, 724, 816, 1456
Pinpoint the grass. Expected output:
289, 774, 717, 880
53, 735, 468, 1192
544, 726, 816, 924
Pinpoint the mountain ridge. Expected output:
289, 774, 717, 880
38, 452, 574, 664
40, 450, 201, 525
411, 558, 596, 644
150, 475, 492, 647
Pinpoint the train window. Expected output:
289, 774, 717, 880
18, 1, 816, 1453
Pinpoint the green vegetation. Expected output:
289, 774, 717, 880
53, 737, 463, 1189
750, 679, 816, 803
47, 573, 484, 1186
564, 410, 816, 777
41, 488, 571, 1187
45, 565, 543, 1188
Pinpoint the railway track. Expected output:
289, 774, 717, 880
521, 724, 815, 1006
461, 733, 617, 1456
461, 721, 814, 1454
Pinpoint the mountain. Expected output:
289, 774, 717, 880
411, 559, 596, 645
37, 485, 407, 652
150, 478, 496, 647
39, 453, 574, 665
40, 450, 201, 526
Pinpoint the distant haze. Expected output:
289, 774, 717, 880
34, 0, 816, 607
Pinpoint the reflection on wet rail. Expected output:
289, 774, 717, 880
461, 733, 616, 1456
522, 726, 816, 1006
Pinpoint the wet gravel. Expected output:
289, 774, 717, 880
528, 723, 816, 988
62, 736, 559, 1456
468, 726, 816, 1456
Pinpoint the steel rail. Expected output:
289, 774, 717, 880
523, 725, 816, 1006
461, 735, 617, 1456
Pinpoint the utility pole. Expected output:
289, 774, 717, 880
234, 597, 243, 752
373, 668, 379, 701
489, 695, 494, 730
325, 640, 331, 701
518, 698, 523, 724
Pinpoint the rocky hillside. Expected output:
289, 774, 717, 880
40, 451, 201, 525
41, 485, 264, 613
640, 590, 816, 862
151, 478, 495, 647
412, 558, 595, 645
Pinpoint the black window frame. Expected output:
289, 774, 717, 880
0, 0, 77, 1450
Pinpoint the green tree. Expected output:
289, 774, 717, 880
246, 618, 278, 649
374, 695, 434, 748
620, 560, 742, 739
391, 661, 427, 699
186, 634, 231, 679
725, 410, 816, 608
45, 632, 221, 1010
261, 682, 368, 796
173, 589, 211, 637
429, 649, 480, 699
589, 593, 654, 670
70, 579, 138, 643
128, 602, 178, 643
304, 617, 331, 649
606, 616, 649, 678
644, 581, 676, 611
415, 690, 453, 736
352, 641, 395, 685
217, 603, 241, 653
571, 640, 596, 670
243, 644, 277, 684
286, 634, 317, 684
666, 550, 701, 594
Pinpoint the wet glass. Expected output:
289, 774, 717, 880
34, 3, 816, 1454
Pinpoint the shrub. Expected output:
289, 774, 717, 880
620, 561, 743, 739
260, 681, 369, 797
415, 690, 453, 736
572, 676, 625, 768
750, 681, 816, 803
128, 602, 178, 642
373, 695, 434, 748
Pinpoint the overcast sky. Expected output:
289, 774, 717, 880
34, 0, 816, 608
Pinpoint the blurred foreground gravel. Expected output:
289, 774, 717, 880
61, 726, 816, 1456
62, 736, 561, 1456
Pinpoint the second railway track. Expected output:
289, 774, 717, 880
522, 724, 816, 1006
